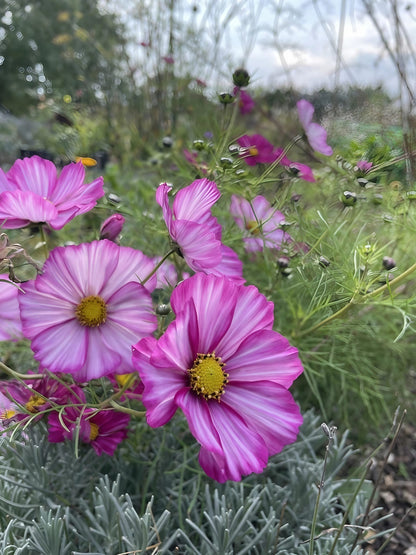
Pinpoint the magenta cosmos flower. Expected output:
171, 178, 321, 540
18, 240, 157, 381
233, 87, 255, 115
0, 155, 104, 230
297, 99, 333, 156
132, 273, 303, 482
230, 195, 292, 252
356, 160, 373, 173
0, 275, 23, 341
237, 134, 277, 165
48, 407, 130, 456
157, 179, 244, 283
0, 374, 85, 422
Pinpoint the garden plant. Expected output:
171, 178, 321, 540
1, 2, 416, 553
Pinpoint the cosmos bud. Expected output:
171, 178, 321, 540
382, 256, 396, 270
162, 136, 173, 148
99, 214, 125, 242
232, 68, 250, 88
218, 92, 235, 105
341, 191, 357, 206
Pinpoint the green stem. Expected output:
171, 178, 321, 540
0, 361, 44, 380
109, 400, 145, 417
296, 261, 416, 338
39, 226, 49, 260
141, 248, 176, 286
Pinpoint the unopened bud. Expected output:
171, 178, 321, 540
108, 193, 121, 205
220, 157, 233, 169
277, 256, 290, 269
319, 255, 330, 267
156, 303, 171, 316
406, 190, 416, 200
232, 68, 250, 88
100, 214, 125, 242
382, 256, 396, 270
341, 191, 357, 206
228, 144, 240, 156
192, 139, 205, 151
218, 92, 235, 105
162, 136, 173, 148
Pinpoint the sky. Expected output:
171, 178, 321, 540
240, 0, 416, 97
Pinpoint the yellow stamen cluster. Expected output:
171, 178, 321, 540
188, 353, 228, 401
89, 421, 99, 441
25, 394, 46, 413
75, 295, 107, 327
248, 147, 259, 156
245, 220, 261, 236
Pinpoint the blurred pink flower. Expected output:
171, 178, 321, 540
19, 240, 157, 381
230, 195, 292, 252
183, 149, 208, 175
99, 213, 125, 242
132, 273, 303, 482
162, 55, 174, 64
156, 180, 244, 283
0, 275, 23, 341
356, 160, 373, 172
297, 99, 333, 156
233, 87, 255, 115
237, 134, 277, 165
275, 148, 316, 183
0, 156, 104, 230
48, 406, 130, 456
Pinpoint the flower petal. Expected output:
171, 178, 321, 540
226, 329, 304, 387
132, 336, 185, 427
0, 190, 58, 228
7, 156, 56, 197
173, 220, 222, 271
196, 400, 268, 482
224, 381, 303, 456
173, 178, 220, 222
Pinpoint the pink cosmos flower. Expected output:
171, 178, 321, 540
230, 195, 292, 252
0, 374, 85, 422
183, 149, 208, 175
275, 148, 316, 183
0, 275, 23, 341
356, 160, 373, 173
156, 179, 244, 283
162, 55, 174, 64
0, 156, 104, 230
18, 240, 157, 381
233, 87, 255, 115
237, 134, 277, 165
48, 407, 130, 456
297, 99, 333, 156
0, 389, 17, 428
132, 273, 303, 482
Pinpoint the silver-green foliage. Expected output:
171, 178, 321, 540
0, 411, 384, 554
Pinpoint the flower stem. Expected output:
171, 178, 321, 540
141, 248, 176, 286
0, 361, 44, 380
109, 400, 145, 417
296, 260, 416, 338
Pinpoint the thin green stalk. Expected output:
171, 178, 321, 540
39, 225, 49, 260
109, 400, 145, 417
309, 425, 336, 555
141, 248, 175, 286
296, 261, 416, 338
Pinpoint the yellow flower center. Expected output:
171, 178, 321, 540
89, 421, 99, 441
75, 295, 107, 327
188, 353, 228, 401
248, 147, 259, 156
115, 373, 135, 388
25, 394, 46, 413
1, 409, 16, 420
246, 220, 260, 235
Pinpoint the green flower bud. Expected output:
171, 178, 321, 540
218, 92, 235, 104
341, 191, 357, 206
220, 157, 233, 169
319, 255, 330, 268
232, 68, 250, 88
192, 139, 205, 151
156, 304, 171, 316
228, 144, 240, 156
372, 193, 383, 205
406, 190, 416, 200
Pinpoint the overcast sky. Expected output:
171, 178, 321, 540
241, 0, 416, 97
